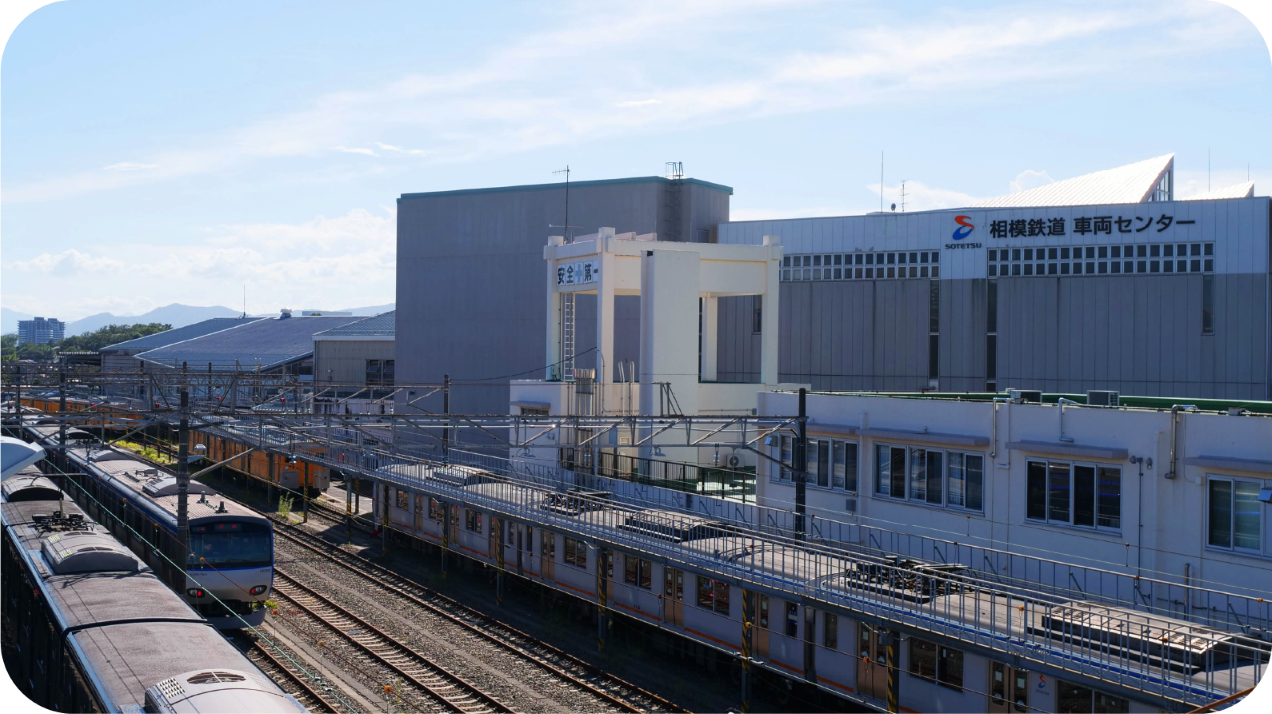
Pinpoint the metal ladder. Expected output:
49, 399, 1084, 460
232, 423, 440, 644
562, 292, 576, 380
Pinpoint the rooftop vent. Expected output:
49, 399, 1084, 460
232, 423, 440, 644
40, 532, 139, 574
145, 669, 300, 714
143, 476, 216, 498
280, 308, 292, 319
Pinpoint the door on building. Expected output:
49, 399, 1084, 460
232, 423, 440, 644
755, 594, 770, 659
414, 494, 424, 532
856, 624, 888, 701
988, 663, 1030, 713
540, 529, 555, 582
664, 567, 685, 627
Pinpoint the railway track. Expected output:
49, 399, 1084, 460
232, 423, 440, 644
272, 569, 514, 714
246, 638, 343, 713
274, 508, 687, 713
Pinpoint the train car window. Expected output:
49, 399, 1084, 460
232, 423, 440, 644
910, 638, 937, 681
396, 489, 409, 509
937, 645, 964, 691
524, 526, 533, 553
624, 556, 653, 589
713, 580, 729, 614
187, 521, 271, 568
759, 594, 769, 628
785, 602, 798, 636
697, 577, 714, 608
466, 510, 483, 533
429, 498, 445, 521
824, 612, 838, 650
625, 555, 638, 585
563, 537, 585, 568
541, 530, 556, 560
1057, 680, 1128, 714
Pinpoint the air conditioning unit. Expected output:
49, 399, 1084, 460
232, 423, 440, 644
1087, 390, 1120, 407
1007, 389, 1042, 403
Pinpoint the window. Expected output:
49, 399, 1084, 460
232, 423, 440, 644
696, 576, 730, 614
776, 435, 793, 481
396, 489, 410, 509
1057, 680, 1128, 713
563, 536, 587, 568
1027, 460, 1121, 531
910, 638, 964, 691
624, 555, 653, 589
785, 602, 799, 637
752, 295, 763, 334
366, 359, 382, 385
1208, 477, 1263, 552
465, 509, 483, 533
992, 243, 1212, 278
428, 498, 444, 521
824, 612, 838, 650
874, 444, 984, 511
382, 359, 395, 387
776, 436, 858, 493
929, 280, 940, 380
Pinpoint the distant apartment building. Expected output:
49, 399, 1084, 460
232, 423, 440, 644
17, 317, 66, 345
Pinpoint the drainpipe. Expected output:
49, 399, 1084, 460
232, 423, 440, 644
990, 398, 1008, 459
1057, 398, 1079, 443
1164, 405, 1197, 479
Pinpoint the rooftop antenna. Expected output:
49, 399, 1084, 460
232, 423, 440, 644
900, 180, 907, 212
552, 165, 574, 243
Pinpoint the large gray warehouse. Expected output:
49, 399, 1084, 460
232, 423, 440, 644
395, 154, 1270, 413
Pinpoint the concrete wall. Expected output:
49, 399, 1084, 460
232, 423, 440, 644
395, 177, 730, 418
313, 340, 395, 384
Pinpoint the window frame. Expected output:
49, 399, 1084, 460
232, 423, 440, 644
1206, 474, 1266, 556
872, 443, 985, 513
695, 576, 731, 614
465, 509, 483, 533
1025, 458, 1122, 533
774, 436, 859, 493
624, 554, 653, 589
563, 536, 587, 569
428, 498, 445, 522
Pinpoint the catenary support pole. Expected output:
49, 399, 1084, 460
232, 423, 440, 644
176, 386, 191, 590
885, 629, 899, 713
794, 387, 807, 541
740, 589, 754, 712
442, 373, 451, 464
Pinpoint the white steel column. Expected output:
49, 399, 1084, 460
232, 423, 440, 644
545, 236, 565, 380
761, 235, 782, 386
700, 295, 718, 382
596, 235, 616, 386
639, 249, 701, 417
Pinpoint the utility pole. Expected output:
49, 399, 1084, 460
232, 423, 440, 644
175, 386, 191, 589
58, 364, 67, 464
794, 388, 807, 540
442, 373, 450, 463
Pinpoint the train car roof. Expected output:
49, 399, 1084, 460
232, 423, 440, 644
1, 472, 65, 502
69, 446, 265, 523
69, 624, 303, 713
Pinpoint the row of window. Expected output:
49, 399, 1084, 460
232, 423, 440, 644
782, 252, 941, 281
989, 243, 1214, 277
875, 445, 986, 512
1026, 460, 1122, 531
774, 436, 860, 491
366, 359, 395, 386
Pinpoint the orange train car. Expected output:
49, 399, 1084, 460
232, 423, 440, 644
191, 431, 330, 495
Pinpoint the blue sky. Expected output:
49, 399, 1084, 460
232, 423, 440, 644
2, 0, 1270, 321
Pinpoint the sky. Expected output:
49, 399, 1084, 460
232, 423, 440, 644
1, 0, 1270, 321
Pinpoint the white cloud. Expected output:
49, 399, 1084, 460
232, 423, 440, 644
10, 249, 126, 274
615, 99, 662, 107
1010, 169, 1055, 193
103, 162, 158, 171
867, 181, 981, 212
332, 146, 379, 156
373, 141, 428, 156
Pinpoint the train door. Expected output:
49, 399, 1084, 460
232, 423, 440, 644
856, 624, 888, 701
988, 663, 1030, 713
448, 503, 459, 546
803, 606, 817, 682
755, 594, 770, 658
489, 517, 499, 560
540, 529, 555, 582
664, 567, 685, 627
414, 494, 424, 533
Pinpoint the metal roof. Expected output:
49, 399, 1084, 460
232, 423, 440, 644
136, 315, 362, 370
399, 175, 733, 200
313, 310, 395, 338
1182, 181, 1255, 201
972, 154, 1174, 208
101, 317, 264, 353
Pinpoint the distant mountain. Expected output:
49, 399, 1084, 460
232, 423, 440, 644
338, 303, 395, 316
66, 304, 241, 337
1, 307, 35, 335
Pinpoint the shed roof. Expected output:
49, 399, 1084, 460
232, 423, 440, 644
314, 311, 395, 338
1182, 181, 1255, 201
136, 315, 362, 370
101, 317, 264, 354
972, 154, 1174, 208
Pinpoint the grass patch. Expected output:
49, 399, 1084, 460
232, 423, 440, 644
115, 440, 176, 465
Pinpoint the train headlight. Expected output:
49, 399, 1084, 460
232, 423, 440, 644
186, 588, 206, 598
250, 585, 268, 596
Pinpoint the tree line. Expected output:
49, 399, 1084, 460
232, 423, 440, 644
1, 323, 171, 362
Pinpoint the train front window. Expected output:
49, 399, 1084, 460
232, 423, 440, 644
188, 521, 272, 568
